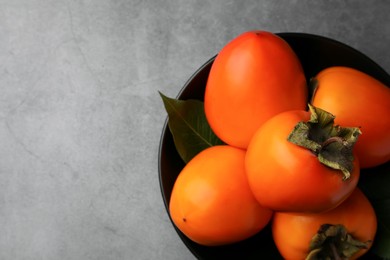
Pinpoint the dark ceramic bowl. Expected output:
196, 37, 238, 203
158, 33, 390, 259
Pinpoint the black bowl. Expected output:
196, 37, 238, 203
158, 33, 390, 259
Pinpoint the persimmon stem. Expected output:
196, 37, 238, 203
318, 136, 346, 153
330, 242, 342, 260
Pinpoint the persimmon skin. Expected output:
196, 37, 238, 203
312, 66, 390, 168
272, 188, 377, 260
169, 145, 273, 246
204, 30, 307, 149
245, 110, 360, 213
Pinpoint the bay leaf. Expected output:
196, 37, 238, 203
159, 92, 224, 164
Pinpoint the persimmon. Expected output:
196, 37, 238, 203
245, 105, 361, 213
272, 188, 377, 260
169, 145, 273, 246
312, 66, 390, 168
204, 30, 307, 149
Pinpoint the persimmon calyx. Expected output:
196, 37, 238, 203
305, 224, 370, 260
287, 104, 361, 180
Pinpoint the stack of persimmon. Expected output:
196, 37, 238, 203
167, 31, 390, 259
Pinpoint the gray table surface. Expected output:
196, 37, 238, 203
1, 1, 389, 259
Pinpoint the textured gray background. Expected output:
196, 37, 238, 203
0, 0, 389, 259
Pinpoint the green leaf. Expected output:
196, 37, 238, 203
359, 162, 390, 259
159, 92, 224, 163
